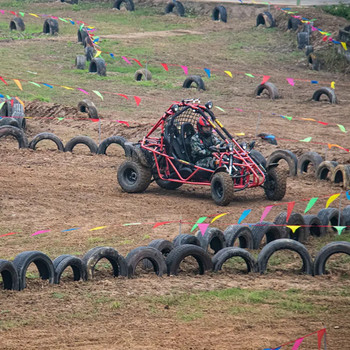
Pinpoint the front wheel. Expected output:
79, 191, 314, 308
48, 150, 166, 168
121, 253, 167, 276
117, 160, 152, 193
211, 172, 234, 206
264, 167, 287, 200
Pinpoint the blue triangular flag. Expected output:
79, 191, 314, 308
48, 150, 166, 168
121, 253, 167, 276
346, 191, 350, 200
110, 53, 115, 59
238, 209, 251, 224
311, 80, 319, 84
42, 83, 53, 88
204, 68, 211, 78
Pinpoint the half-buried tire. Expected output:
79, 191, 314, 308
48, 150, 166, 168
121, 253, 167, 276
64, 136, 98, 154
89, 58, 106, 76
29, 132, 64, 151
251, 222, 282, 249
212, 6, 227, 23
195, 227, 226, 254
183, 75, 206, 90
0, 260, 19, 290
173, 234, 201, 247
53, 254, 87, 284
97, 135, 127, 155
0, 125, 28, 148
212, 247, 257, 272
223, 225, 254, 249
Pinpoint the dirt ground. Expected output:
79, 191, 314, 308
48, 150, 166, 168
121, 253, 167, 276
1, 1, 350, 349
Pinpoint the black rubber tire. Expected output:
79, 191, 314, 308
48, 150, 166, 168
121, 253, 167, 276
273, 212, 308, 242
78, 28, 88, 44
212, 6, 227, 23
312, 87, 337, 104
126, 247, 167, 277
9, 17, 25, 31
314, 241, 350, 275
85, 46, 95, 62
195, 227, 226, 254
97, 135, 127, 155
256, 11, 275, 28
303, 214, 325, 237
297, 32, 309, 50
250, 149, 267, 169
0, 125, 28, 148
43, 18, 59, 35
10, 100, 25, 130
0, 259, 19, 290
255, 82, 279, 100
266, 150, 298, 176
211, 172, 234, 206
317, 208, 345, 233
155, 177, 183, 190
0, 117, 19, 128
212, 247, 257, 272
117, 160, 152, 193
143, 239, 174, 269
297, 151, 323, 175
332, 164, 350, 189
308, 53, 322, 71
288, 17, 302, 31
114, 0, 135, 11
53, 254, 87, 284
64, 135, 98, 154
251, 222, 282, 249
305, 45, 313, 56
89, 58, 107, 76
29, 132, 64, 151
82, 246, 128, 279
83, 35, 93, 48
182, 75, 206, 91
165, 1, 185, 16
134, 69, 152, 81
264, 167, 287, 201
342, 205, 350, 227
77, 99, 98, 119
316, 161, 338, 181
165, 244, 213, 275
173, 234, 201, 247
223, 225, 254, 249
258, 239, 313, 275
12, 251, 54, 291
75, 55, 86, 70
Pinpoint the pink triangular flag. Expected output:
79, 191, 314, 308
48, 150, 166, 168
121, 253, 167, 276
122, 56, 131, 65
181, 65, 188, 75
161, 63, 169, 71
260, 205, 273, 222
286, 201, 295, 222
287, 78, 295, 86
291, 337, 304, 350
198, 223, 209, 236
311, 26, 317, 31
134, 96, 141, 106
261, 75, 270, 84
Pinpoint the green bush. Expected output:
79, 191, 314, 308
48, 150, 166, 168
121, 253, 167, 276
322, 4, 350, 21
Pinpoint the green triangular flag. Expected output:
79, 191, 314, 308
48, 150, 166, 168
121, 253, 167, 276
245, 73, 255, 78
93, 90, 104, 101
191, 216, 207, 232
19, 12, 24, 17
57, 117, 64, 121
29, 81, 41, 88
6, 95, 11, 100
59, 17, 69, 23
284, 116, 293, 121
300, 137, 312, 142
79, 23, 84, 31
215, 106, 225, 112
304, 197, 318, 213
334, 226, 346, 235
337, 124, 346, 133
0, 102, 4, 110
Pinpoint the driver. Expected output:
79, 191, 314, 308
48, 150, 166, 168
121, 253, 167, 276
190, 116, 221, 169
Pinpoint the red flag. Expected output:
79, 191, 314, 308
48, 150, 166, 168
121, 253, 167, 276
286, 201, 295, 222
322, 36, 327, 42
0, 76, 8, 85
134, 96, 141, 106
153, 221, 171, 229
161, 63, 168, 71
117, 93, 128, 100
90, 118, 99, 122
117, 120, 130, 127
261, 75, 270, 84
133, 58, 143, 67
318, 121, 329, 125
317, 329, 326, 349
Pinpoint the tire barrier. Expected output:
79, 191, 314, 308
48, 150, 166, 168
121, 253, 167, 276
305, 45, 313, 56
165, 0, 185, 17
0, 125, 28, 148
273, 212, 308, 242
288, 17, 302, 31
266, 149, 298, 176
317, 208, 345, 233
297, 32, 309, 50
212, 6, 227, 23
77, 99, 98, 119
312, 87, 337, 104
29, 132, 65, 151
173, 233, 201, 247
143, 239, 174, 269
165, 244, 213, 275
97, 135, 127, 155
316, 161, 338, 181
195, 227, 226, 254
43, 18, 59, 35
254, 82, 279, 100
9, 17, 25, 31
212, 247, 257, 273
113, 0, 135, 11
134, 69, 152, 81
85, 46, 95, 62
75, 55, 86, 70
308, 53, 322, 71
89, 58, 107, 76
257, 239, 313, 275
251, 222, 282, 249
223, 225, 254, 249
64, 135, 98, 154
2, 240, 350, 291
332, 165, 350, 189
342, 205, 350, 227
256, 11, 275, 28
183, 75, 206, 90
297, 151, 323, 175
302, 215, 325, 237
314, 241, 350, 275
77, 27, 88, 44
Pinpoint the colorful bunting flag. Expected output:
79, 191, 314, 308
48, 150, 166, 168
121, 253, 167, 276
245, 73, 254, 78
300, 137, 312, 142
0, 76, 8, 85
161, 63, 169, 71
331, 81, 335, 89
326, 193, 340, 208
260, 205, 273, 222
341, 42, 347, 51
93, 90, 104, 100
13, 79, 23, 90
304, 197, 318, 213
261, 75, 270, 84
191, 216, 207, 232
153, 221, 172, 229
317, 329, 326, 349
32, 229, 50, 236
224, 71, 232, 78
346, 191, 350, 200
204, 68, 211, 78
334, 226, 346, 235
287, 78, 295, 86
78, 88, 89, 95
211, 213, 227, 223
181, 65, 188, 75
287, 225, 300, 234
29, 81, 41, 87
42, 83, 53, 88
337, 124, 346, 133
291, 338, 304, 350
198, 223, 210, 236
286, 201, 295, 222
215, 106, 225, 112
238, 209, 251, 224
311, 80, 319, 84
61, 228, 80, 232
134, 96, 141, 106
122, 56, 131, 65
133, 58, 143, 67
89, 226, 107, 231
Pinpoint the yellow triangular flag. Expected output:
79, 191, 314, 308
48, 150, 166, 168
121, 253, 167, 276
224, 71, 233, 78
13, 79, 23, 91
94, 50, 102, 58
89, 226, 107, 231
211, 213, 227, 223
29, 13, 39, 17
286, 225, 300, 234
341, 42, 348, 51
326, 193, 340, 208
331, 81, 335, 89
61, 86, 74, 90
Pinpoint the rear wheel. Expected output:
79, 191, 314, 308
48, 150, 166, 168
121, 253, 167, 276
211, 172, 234, 206
264, 167, 287, 200
117, 160, 152, 193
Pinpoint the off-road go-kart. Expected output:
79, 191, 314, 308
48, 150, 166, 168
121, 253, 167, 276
117, 99, 286, 206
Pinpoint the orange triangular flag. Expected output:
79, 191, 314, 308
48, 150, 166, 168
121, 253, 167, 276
13, 79, 23, 91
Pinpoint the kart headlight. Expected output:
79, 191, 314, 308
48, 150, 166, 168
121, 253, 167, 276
171, 104, 179, 113
205, 101, 213, 109
240, 142, 247, 150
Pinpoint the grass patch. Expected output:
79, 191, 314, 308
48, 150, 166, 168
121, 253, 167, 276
322, 4, 350, 21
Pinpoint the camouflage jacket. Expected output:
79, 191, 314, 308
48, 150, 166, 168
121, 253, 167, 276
190, 133, 221, 162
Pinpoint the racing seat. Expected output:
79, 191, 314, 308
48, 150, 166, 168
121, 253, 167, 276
181, 122, 195, 163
